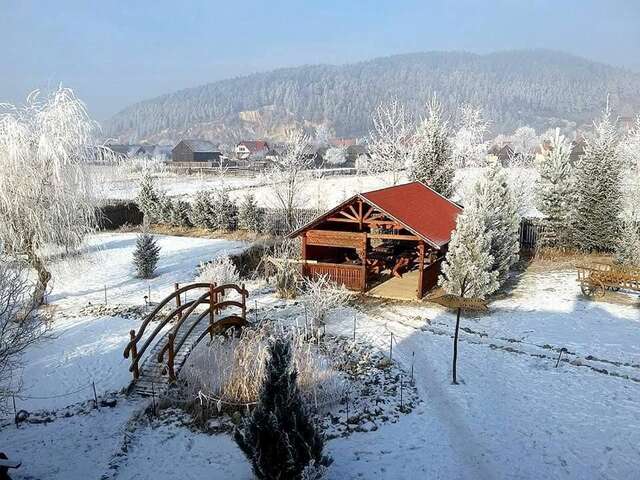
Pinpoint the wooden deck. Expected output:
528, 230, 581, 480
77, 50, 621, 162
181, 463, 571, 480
367, 269, 421, 300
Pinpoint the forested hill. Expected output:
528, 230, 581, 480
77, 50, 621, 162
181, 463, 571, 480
106, 50, 640, 144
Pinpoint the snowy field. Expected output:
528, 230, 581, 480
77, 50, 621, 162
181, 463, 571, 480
3, 240, 640, 478
15, 233, 246, 411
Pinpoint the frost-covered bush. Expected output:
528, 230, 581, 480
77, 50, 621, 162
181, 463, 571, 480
183, 323, 344, 408
615, 214, 640, 267
271, 239, 300, 298
136, 172, 160, 223
132, 232, 160, 278
234, 336, 330, 480
196, 256, 240, 286
238, 194, 263, 232
300, 275, 350, 329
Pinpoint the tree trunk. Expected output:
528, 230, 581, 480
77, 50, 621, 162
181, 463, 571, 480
452, 306, 461, 385
28, 250, 51, 306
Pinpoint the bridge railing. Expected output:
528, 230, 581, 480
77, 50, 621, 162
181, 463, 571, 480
123, 282, 249, 382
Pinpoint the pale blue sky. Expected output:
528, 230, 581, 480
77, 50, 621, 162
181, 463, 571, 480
1, 0, 639, 119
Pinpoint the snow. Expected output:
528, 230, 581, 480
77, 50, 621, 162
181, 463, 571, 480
4, 242, 640, 478
16, 232, 246, 411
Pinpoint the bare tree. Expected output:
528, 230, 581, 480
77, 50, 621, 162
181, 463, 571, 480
263, 129, 313, 230
0, 88, 106, 304
452, 104, 489, 168
367, 99, 412, 185
300, 274, 350, 330
0, 259, 48, 412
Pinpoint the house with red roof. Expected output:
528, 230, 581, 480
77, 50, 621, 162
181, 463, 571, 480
289, 181, 462, 300
235, 140, 270, 160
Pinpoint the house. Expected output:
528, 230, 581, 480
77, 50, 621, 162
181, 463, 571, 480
487, 143, 516, 164
235, 140, 269, 160
289, 181, 462, 300
105, 144, 146, 160
172, 139, 224, 164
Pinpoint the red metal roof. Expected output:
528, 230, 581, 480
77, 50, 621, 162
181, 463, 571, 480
360, 182, 462, 247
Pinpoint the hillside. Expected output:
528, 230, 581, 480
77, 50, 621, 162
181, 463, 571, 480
105, 50, 640, 144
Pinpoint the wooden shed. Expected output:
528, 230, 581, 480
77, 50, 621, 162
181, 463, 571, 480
289, 182, 462, 300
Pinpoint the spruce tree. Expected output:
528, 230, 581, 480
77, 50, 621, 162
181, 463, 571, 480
133, 231, 160, 278
189, 190, 214, 229
136, 172, 160, 223
169, 199, 192, 227
535, 129, 576, 249
573, 105, 622, 251
212, 188, 238, 231
440, 203, 499, 299
235, 337, 329, 480
466, 159, 520, 285
238, 194, 264, 232
615, 212, 640, 267
409, 95, 455, 197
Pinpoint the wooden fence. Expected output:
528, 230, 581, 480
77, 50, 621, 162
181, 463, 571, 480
302, 262, 366, 290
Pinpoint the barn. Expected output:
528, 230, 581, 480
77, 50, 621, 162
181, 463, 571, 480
171, 139, 223, 164
289, 181, 462, 300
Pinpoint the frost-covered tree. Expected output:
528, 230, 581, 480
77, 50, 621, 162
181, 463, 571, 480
235, 336, 329, 480
0, 88, 106, 304
189, 191, 215, 229
535, 129, 576, 249
409, 95, 454, 197
0, 259, 48, 412
620, 114, 640, 173
136, 172, 160, 223
452, 104, 489, 168
313, 123, 333, 148
615, 212, 640, 267
169, 199, 192, 228
238, 194, 263, 232
510, 126, 538, 165
439, 202, 499, 385
264, 129, 313, 230
324, 147, 347, 166
441, 207, 499, 298
466, 159, 520, 284
367, 99, 412, 185
133, 231, 160, 278
573, 105, 622, 251
211, 188, 238, 231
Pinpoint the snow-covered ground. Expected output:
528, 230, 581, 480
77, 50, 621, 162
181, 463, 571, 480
4, 252, 640, 479
16, 233, 246, 411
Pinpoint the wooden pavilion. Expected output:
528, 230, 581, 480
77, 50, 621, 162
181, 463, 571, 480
289, 181, 462, 300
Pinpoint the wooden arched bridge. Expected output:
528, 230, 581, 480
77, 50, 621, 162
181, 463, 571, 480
123, 282, 249, 395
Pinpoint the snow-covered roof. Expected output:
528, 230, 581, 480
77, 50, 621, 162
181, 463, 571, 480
179, 139, 217, 153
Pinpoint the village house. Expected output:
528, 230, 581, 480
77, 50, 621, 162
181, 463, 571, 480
171, 139, 225, 165
235, 140, 270, 160
289, 181, 462, 300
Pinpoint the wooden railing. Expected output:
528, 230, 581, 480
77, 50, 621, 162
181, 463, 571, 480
123, 282, 249, 382
303, 262, 366, 291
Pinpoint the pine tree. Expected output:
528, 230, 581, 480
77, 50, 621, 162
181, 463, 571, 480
189, 191, 214, 229
212, 188, 238, 231
136, 172, 160, 223
573, 105, 622, 251
169, 199, 192, 227
466, 159, 520, 285
535, 129, 576, 249
440, 204, 499, 299
238, 194, 264, 232
409, 95, 455, 197
235, 337, 329, 480
132, 231, 160, 278
615, 210, 640, 267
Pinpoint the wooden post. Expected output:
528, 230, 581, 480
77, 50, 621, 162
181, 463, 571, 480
175, 283, 181, 320
301, 233, 308, 278
167, 332, 176, 383
452, 307, 461, 385
358, 199, 363, 231
417, 241, 425, 300
241, 283, 246, 319
209, 283, 216, 340
361, 236, 367, 291
129, 329, 139, 380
